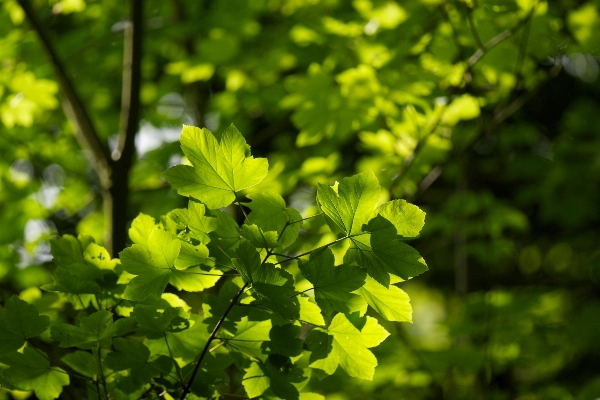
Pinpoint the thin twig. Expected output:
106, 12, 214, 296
179, 282, 249, 400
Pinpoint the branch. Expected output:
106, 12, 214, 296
467, 7, 536, 68
179, 282, 249, 400
16, 0, 110, 184
114, 0, 143, 166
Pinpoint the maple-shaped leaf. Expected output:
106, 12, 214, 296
163, 124, 268, 209
298, 297, 325, 326
233, 241, 300, 320
225, 316, 273, 360
355, 276, 412, 322
345, 229, 428, 287
316, 171, 380, 236
131, 304, 190, 339
104, 338, 163, 386
240, 224, 280, 248
299, 248, 366, 315
242, 355, 305, 400
128, 213, 157, 246
180, 352, 233, 398
364, 199, 425, 239
0, 347, 69, 400
208, 210, 241, 264
307, 313, 389, 380
243, 191, 302, 249
120, 227, 181, 301
50, 310, 136, 349
61, 351, 97, 379
44, 235, 117, 295
0, 296, 49, 356
168, 200, 218, 245
145, 314, 210, 363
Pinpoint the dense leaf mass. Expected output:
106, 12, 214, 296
0, 125, 424, 399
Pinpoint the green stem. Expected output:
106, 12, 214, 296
273, 234, 363, 265
94, 344, 108, 400
164, 333, 185, 389
179, 282, 249, 400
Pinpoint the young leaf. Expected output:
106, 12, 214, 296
240, 224, 280, 248
307, 313, 389, 380
170, 266, 222, 292
0, 347, 69, 400
262, 324, 303, 357
163, 124, 268, 209
243, 362, 270, 398
128, 213, 157, 246
316, 171, 380, 236
234, 241, 300, 320
243, 191, 302, 249
131, 304, 190, 339
51, 310, 135, 348
226, 316, 272, 360
355, 276, 413, 322
298, 297, 325, 326
61, 351, 97, 379
104, 338, 160, 386
168, 200, 217, 245
345, 230, 428, 287
0, 296, 50, 356
120, 227, 181, 301
299, 248, 366, 315
208, 209, 241, 263
364, 199, 426, 239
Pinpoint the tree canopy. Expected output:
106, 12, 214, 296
1, 0, 600, 399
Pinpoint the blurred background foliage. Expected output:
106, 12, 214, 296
1, 0, 600, 399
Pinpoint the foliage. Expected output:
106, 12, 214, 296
0, 125, 425, 399
1, 0, 600, 399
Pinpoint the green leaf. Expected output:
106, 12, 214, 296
356, 276, 412, 322
43, 262, 103, 294
243, 191, 302, 248
243, 362, 270, 398
299, 248, 366, 315
298, 297, 325, 326
364, 199, 425, 239
145, 314, 210, 363
50, 310, 135, 349
50, 235, 85, 267
163, 124, 268, 209
168, 200, 217, 245
128, 213, 157, 246
131, 304, 190, 339
227, 316, 272, 360
234, 241, 300, 320
262, 324, 303, 357
120, 227, 181, 301
0, 296, 50, 356
170, 266, 222, 292
61, 351, 97, 379
345, 230, 428, 287
0, 347, 69, 400
208, 209, 241, 263
174, 241, 212, 269
316, 171, 381, 236
104, 338, 158, 386
308, 313, 389, 380
240, 224, 280, 248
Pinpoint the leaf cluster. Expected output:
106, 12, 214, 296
0, 125, 427, 399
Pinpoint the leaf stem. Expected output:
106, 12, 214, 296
236, 200, 250, 222
273, 234, 362, 265
94, 344, 109, 400
179, 282, 249, 400
164, 333, 185, 389
288, 212, 324, 225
